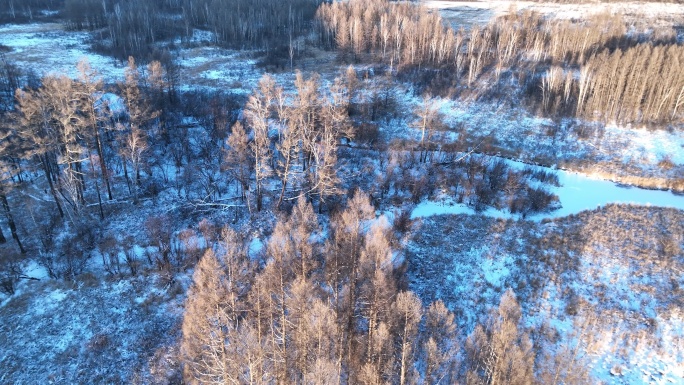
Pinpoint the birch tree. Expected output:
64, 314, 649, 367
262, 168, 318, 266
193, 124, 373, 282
245, 75, 275, 212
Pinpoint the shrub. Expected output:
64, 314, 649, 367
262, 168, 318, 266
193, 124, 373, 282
393, 209, 414, 234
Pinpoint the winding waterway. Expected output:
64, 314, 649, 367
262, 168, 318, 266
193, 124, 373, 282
412, 159, 684, 220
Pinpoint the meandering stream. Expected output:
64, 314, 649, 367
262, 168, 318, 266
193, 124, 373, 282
412, 159, 684, 220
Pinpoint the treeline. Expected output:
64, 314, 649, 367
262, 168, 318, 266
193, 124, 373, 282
539, 43, 684, 125
60, 0, 322, 60
315, 0, 683, 126
314, 1, 628, 78
63, 0, 188, 59
181, 0, 320, 49
315, 1, 463, 71
181, 194, 584, 384
576, 44, 684, 125
0, 0, 62, 23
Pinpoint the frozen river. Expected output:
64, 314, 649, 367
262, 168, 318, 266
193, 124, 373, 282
412, 159, 684, 220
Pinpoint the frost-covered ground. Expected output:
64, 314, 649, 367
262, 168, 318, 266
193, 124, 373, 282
0, 23, 124, 80
406, 206, 684, 384
0, 273, 188, 383
175, 46, 261, 94
0, 23, 265, 93
382, 85, 684, 189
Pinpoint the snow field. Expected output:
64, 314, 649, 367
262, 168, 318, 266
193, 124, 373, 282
407, 207, 684, 384
424, 1, 684, 26
0, 273, 188, 383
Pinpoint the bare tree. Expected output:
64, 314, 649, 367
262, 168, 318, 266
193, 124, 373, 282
413, 95, 442, 163
37, 75, 88, 213
393, 291, 422, 385
123, 127, 148, 203
358, 219, 396, 377
310, 105, 342, 212
77, 59, 113, 205
118, 57, 159, 199
223, 121, 252, 204
15, 89, 69, 223
274, 87, 299, 208
245, 75, 275, 212
423, 300, 460, 384
328, 190, 375, 375
0, 120, 25, 253
466, 290, 535, 385
181, 227, 252, 384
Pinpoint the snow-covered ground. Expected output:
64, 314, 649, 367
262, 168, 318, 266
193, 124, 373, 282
407, 206, 684, 384
425, 0, 684, 28
175, 46, 262, 94
0, 273, 188, 383
0, 23, 265, 93
382, 85, 684, 189
0, 23, 124, 80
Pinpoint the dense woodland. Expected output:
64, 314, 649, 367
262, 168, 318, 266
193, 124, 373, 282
0, 0, 683, 383
0, 56, 560, 281
0, 0, 63, 23
316, 1, 684, 126
3, 0, 683, 124
60, 0, 323, 61
180, 194, 588, 384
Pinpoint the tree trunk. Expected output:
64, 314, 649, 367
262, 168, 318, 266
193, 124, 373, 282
256, 186, 263, 212
0, 225, 6, 244
122, 159, 132, 194
12, 158, 23, 183
346, 253, 360, 374
134, 164, 140, 203
95, 131, 113, 200
95, 180, 105, 220
73, 161, 86, 205
42, 155, 64, 218
277, 179, 288, 209
1, 193, 24, 253
89, 151, 105, 220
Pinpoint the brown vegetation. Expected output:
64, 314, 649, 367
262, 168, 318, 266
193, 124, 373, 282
179, 194, 572, 384
317, 0, 682, 127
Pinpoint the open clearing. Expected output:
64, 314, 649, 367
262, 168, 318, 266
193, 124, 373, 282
425, 0, 684, 28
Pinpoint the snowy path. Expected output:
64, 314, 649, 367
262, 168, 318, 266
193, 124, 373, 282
412, 159, 684, 220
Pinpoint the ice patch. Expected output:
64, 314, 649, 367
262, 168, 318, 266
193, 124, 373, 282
249, 237, 264, 258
